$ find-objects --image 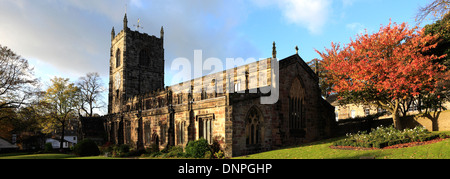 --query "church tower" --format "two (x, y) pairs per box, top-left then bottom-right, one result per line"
(108, 13), (165, 114)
